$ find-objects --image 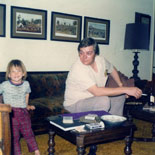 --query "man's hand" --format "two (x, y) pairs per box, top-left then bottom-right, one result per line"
(27, 105), (35, 110)
(125, 87), (142, 99)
